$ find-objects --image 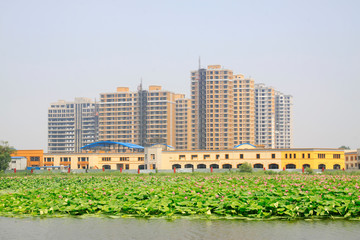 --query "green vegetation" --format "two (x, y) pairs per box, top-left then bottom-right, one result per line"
(339, 146), (351, 150)
(238, 162), (253, 173)
(1, 173), (360, 220)
(0, 141), (15, 172)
